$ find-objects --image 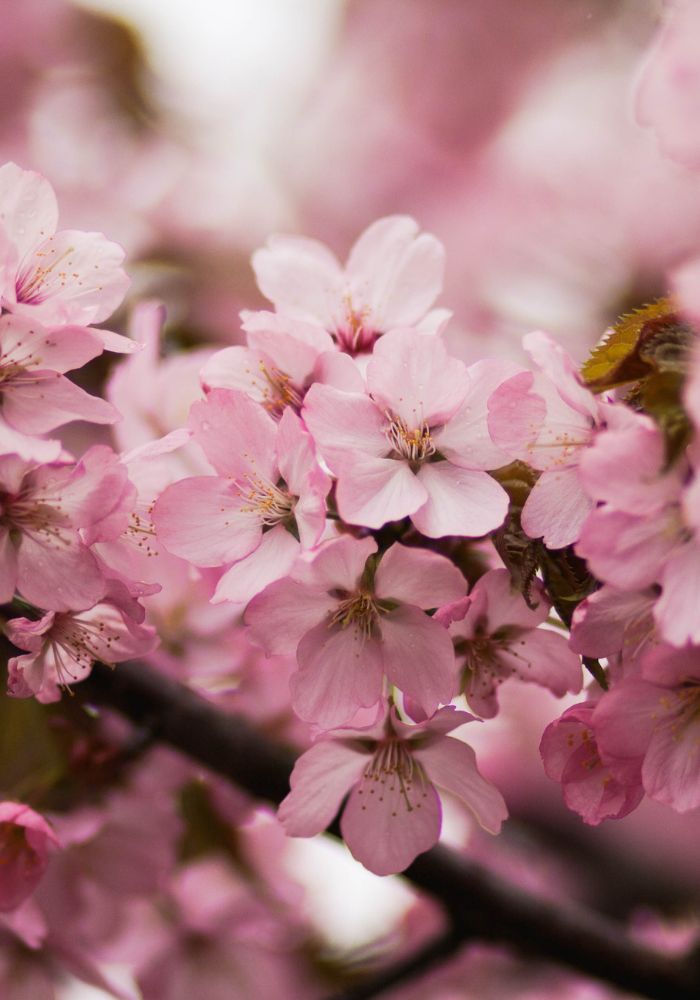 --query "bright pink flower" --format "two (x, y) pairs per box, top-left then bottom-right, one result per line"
(0, 446), (130, 611)
(488, 331), (602, 548)
(0, 803), (59, 911)
(201, 310), (363, 417)
(279, 707), (507, 875)
(540, 703), (644, 826)
(0, 313), (116, 434)
(303, 329), (511, 535)
(0, 162), (130, 326)
(6, 600), (158, 702)
(635, 0), (700, 170)
(152, 388), (330, 605)
(252, 215), (449, 355)
(245, 535), (465, 728)
(436, 568), (581, 718)
(593, 643), (700, 813)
